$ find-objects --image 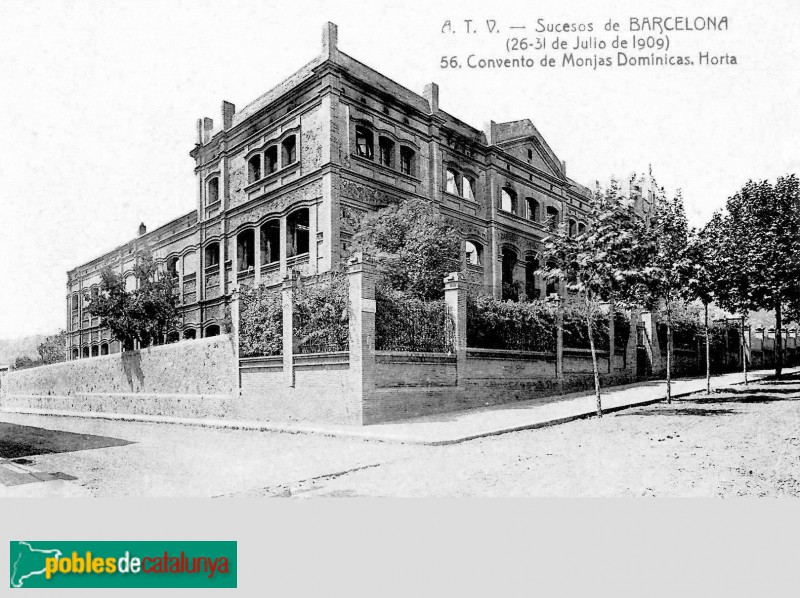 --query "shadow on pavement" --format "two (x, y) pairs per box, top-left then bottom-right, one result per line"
(0, 423), (133, 459)
(618, 407), (737, 417)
